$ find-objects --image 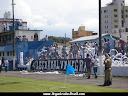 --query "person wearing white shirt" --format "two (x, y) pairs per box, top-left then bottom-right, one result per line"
(4, 59), (9, 72)
(115, 38), (119, 52)
(0, 60), (2, 73)
(92, 56), (98, 78)
(77, 50), (81, 59)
